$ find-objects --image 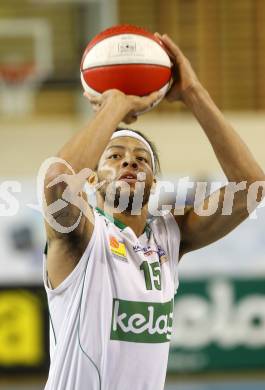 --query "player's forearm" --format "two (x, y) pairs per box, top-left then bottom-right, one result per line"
(57, 96), (129, 173)
(183, 84), (265, 183)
